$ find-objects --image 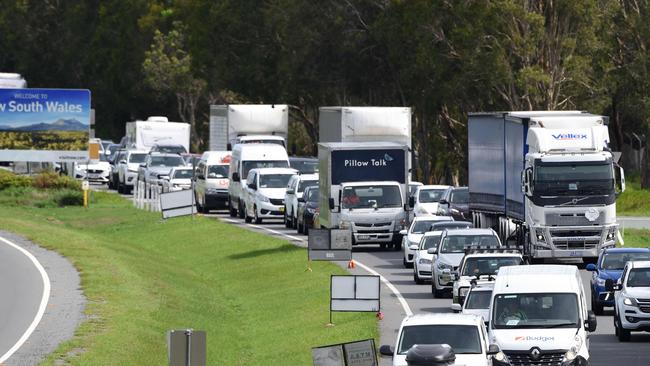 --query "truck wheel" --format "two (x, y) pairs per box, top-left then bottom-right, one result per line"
(229, 198), (237, 217)
(238, 200), (245, 219)
(591, 294), (604, 315)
